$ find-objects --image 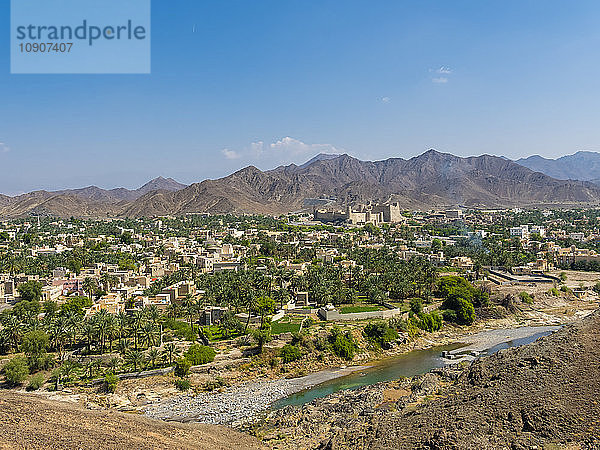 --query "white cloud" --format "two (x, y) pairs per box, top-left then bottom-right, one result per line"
(0, 142), (9, 153)
(221, 137), (345, 166)
(429, 66), (453, 83)
(222, 148), (241, 160)
(269, 137), (342, 156)
(381, 96), (391, 103)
